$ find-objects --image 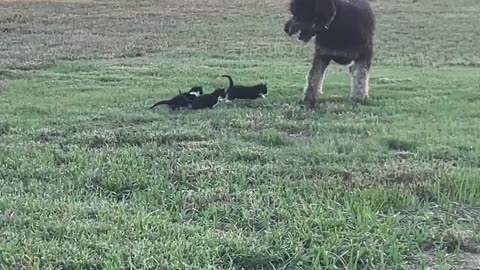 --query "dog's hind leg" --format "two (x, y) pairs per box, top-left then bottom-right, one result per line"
(304, 51), (330, 108)
(349, 59), (371, 101)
